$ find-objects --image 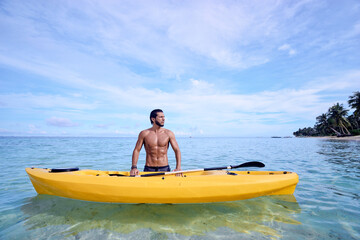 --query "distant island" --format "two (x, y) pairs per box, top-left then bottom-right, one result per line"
(293, 91), (360, 137)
